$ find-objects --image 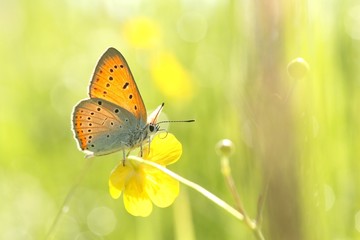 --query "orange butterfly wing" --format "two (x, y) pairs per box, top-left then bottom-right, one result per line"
(89, 47), (147, 122)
